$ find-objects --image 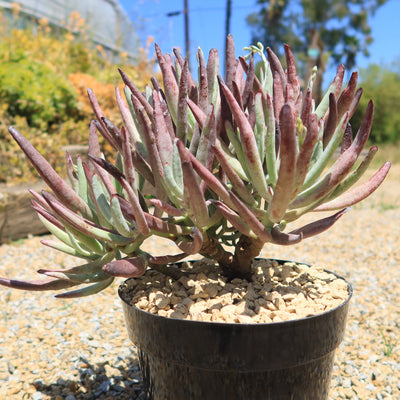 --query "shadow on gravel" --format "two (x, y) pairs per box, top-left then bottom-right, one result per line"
(32, 356), (145, 400)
